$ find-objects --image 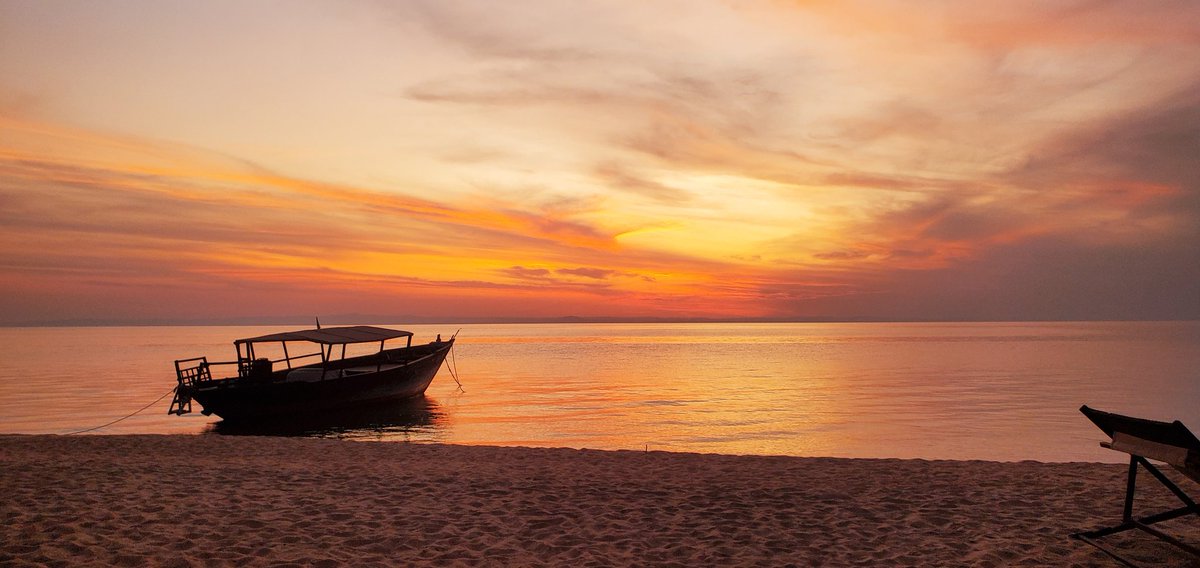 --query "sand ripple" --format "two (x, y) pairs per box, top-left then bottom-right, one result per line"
(2, 435), (1199, 566)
